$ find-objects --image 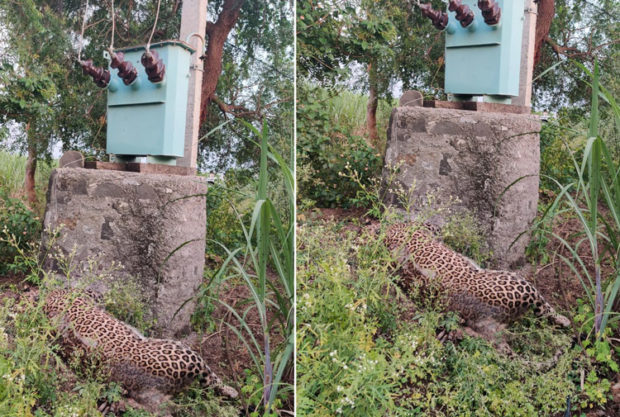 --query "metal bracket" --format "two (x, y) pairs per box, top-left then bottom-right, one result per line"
(185, 32), (206, 54)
